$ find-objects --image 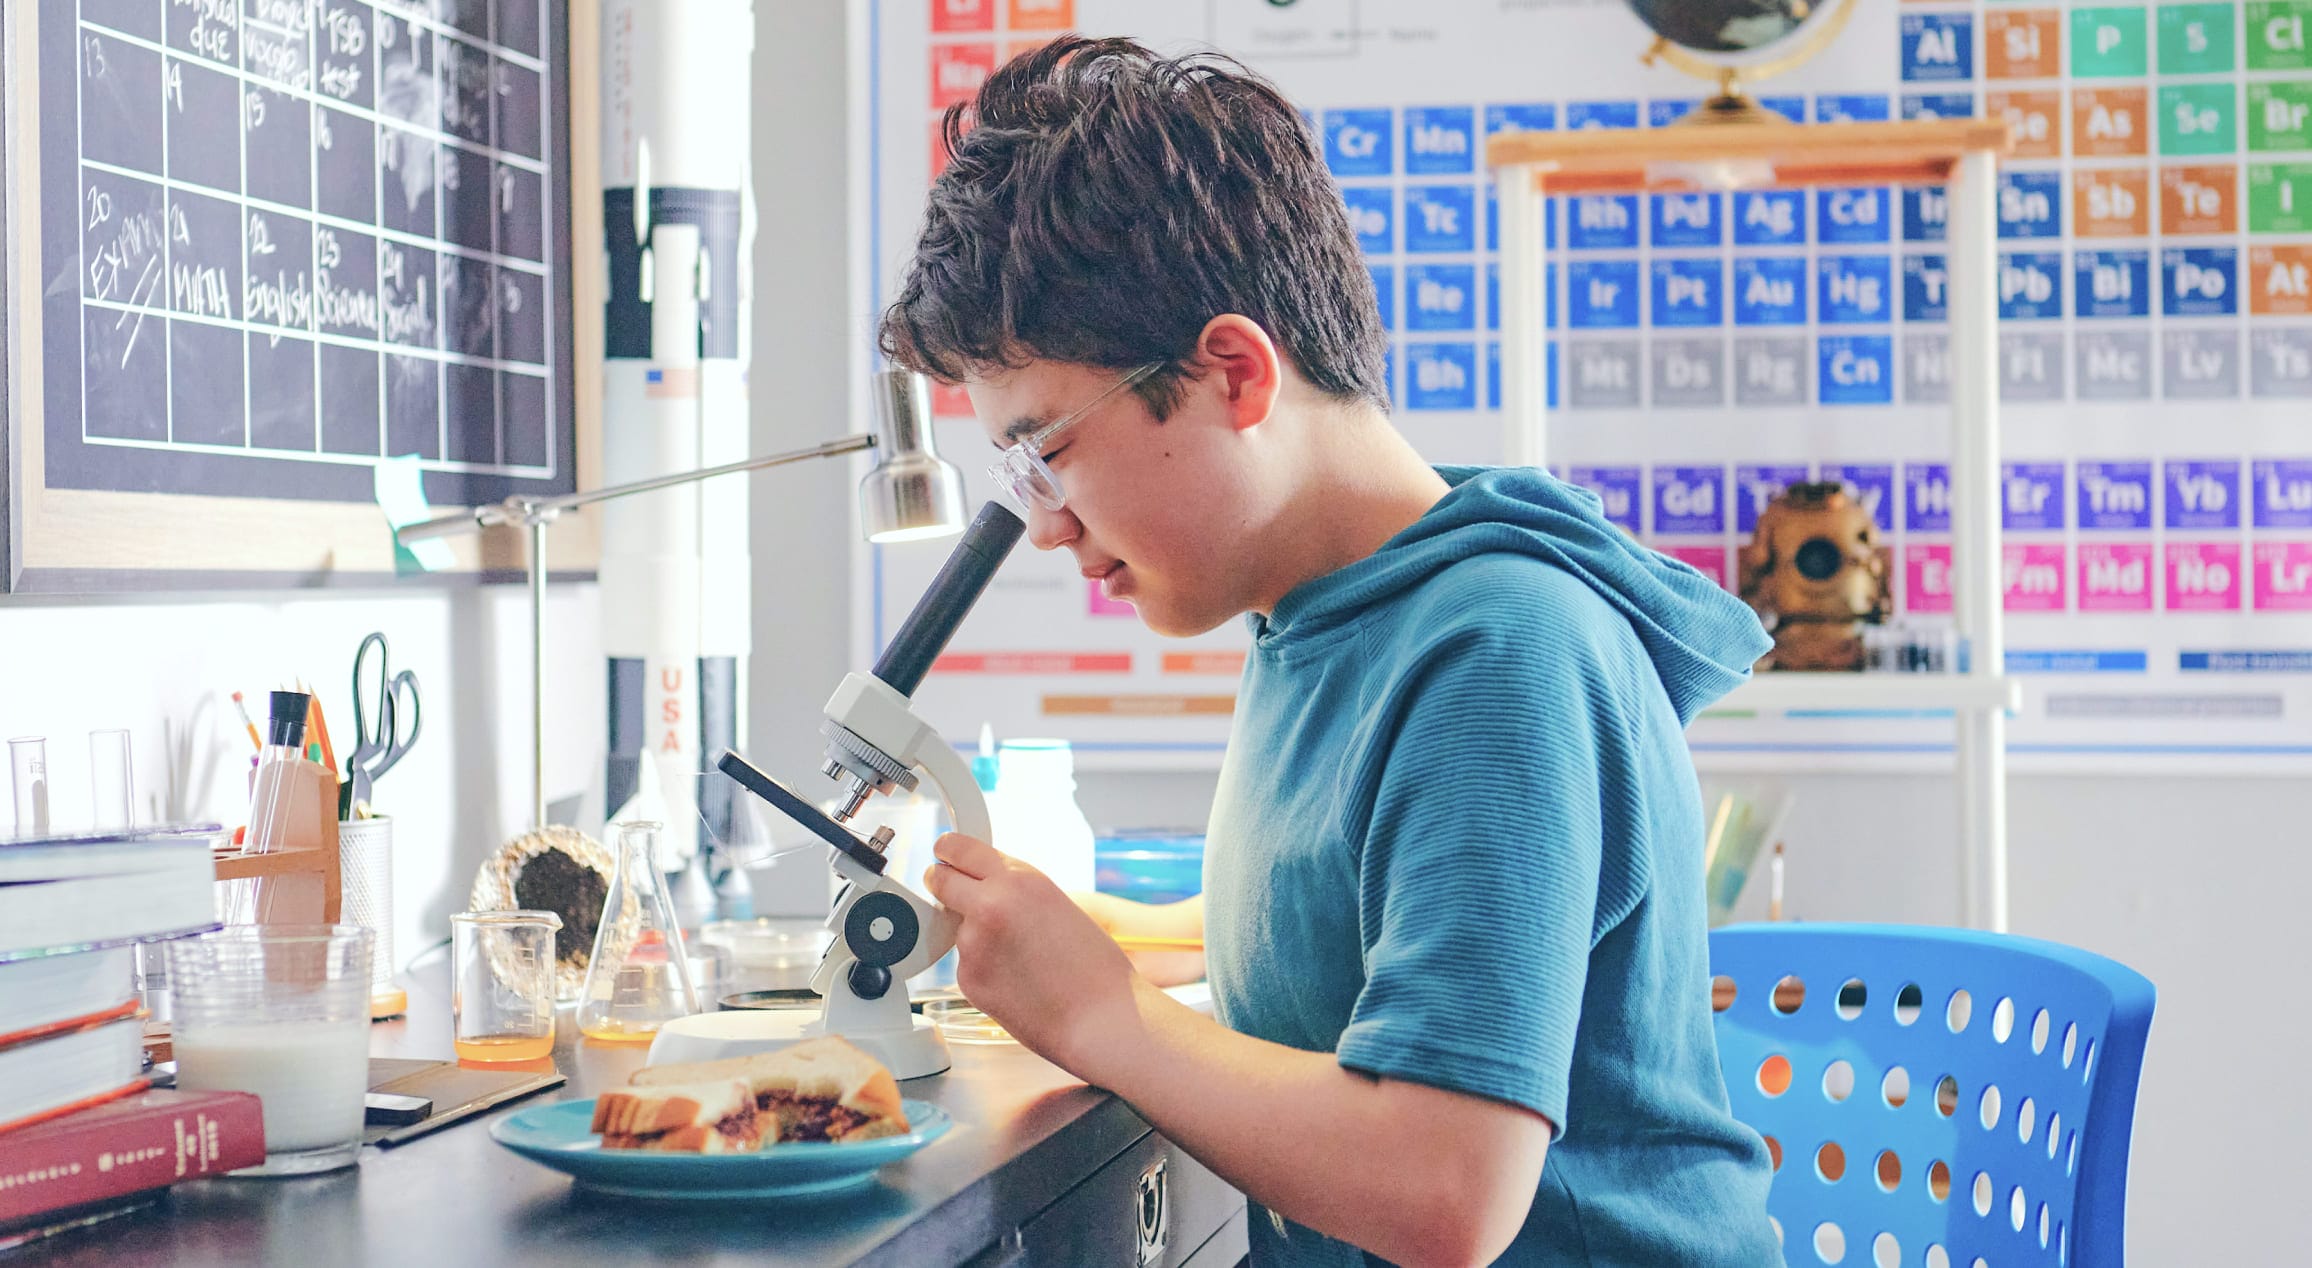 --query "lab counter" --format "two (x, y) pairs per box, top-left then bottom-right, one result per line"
(46, 958), (1249, 1268)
